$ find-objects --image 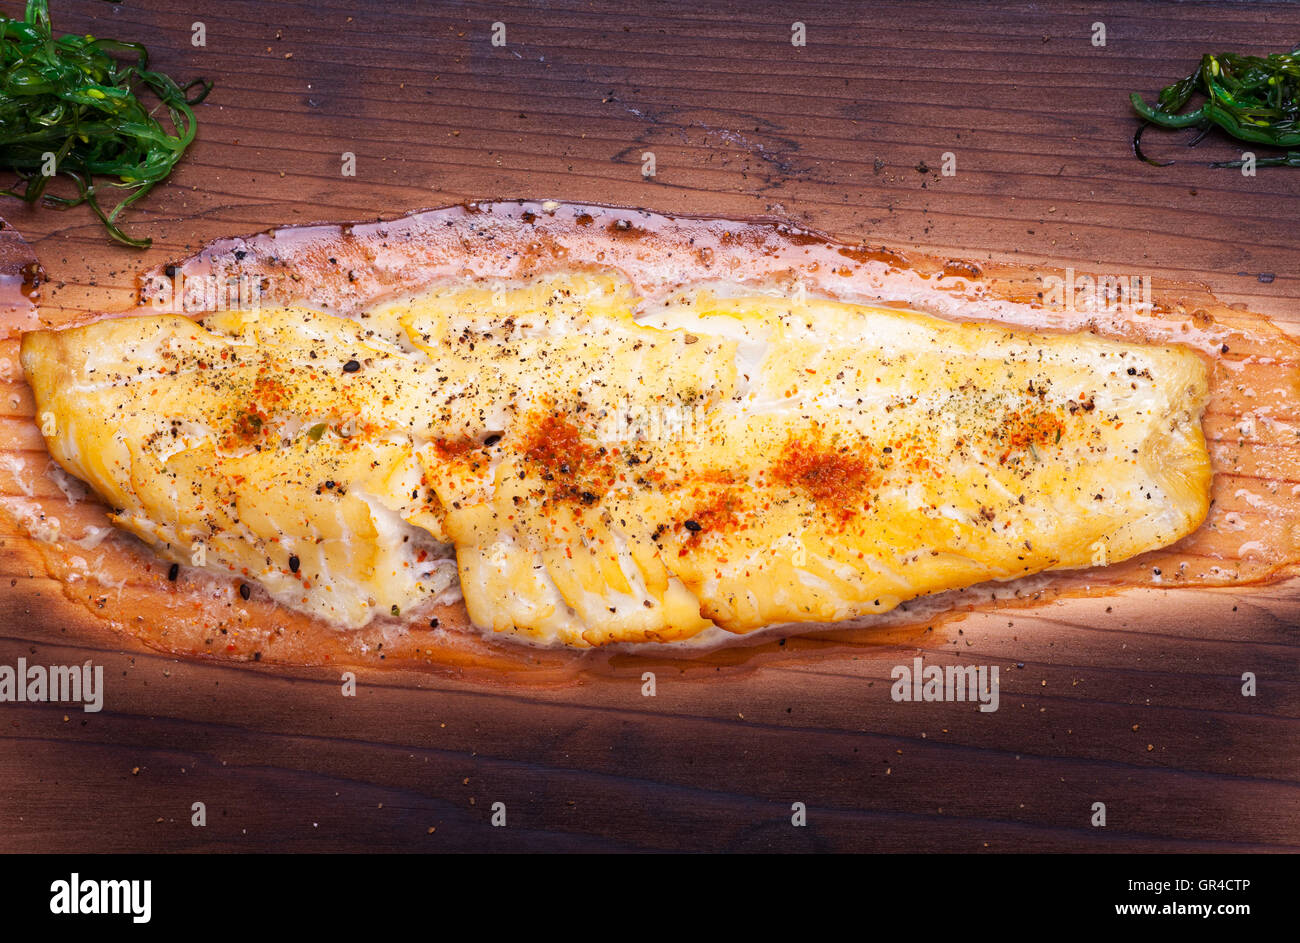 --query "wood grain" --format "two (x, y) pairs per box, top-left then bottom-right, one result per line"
(0, 0), (1297, 852)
